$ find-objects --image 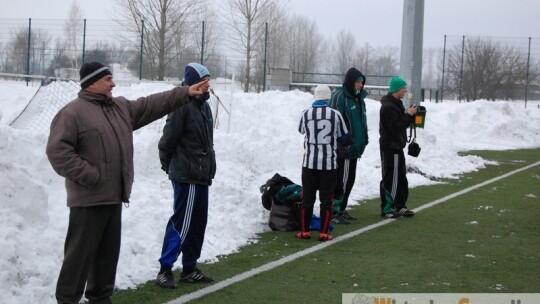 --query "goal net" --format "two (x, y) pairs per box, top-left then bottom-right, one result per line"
(9, 78), (80, 132)
(9, 78), (231, 134)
